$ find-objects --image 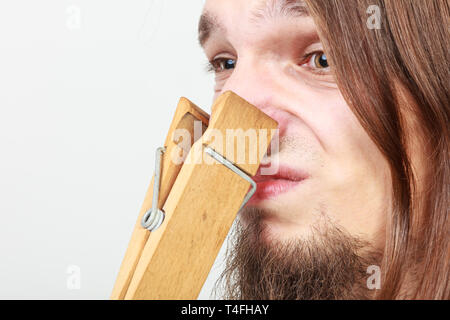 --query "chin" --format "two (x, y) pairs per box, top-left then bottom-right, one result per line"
(238, 203), (317, 245)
